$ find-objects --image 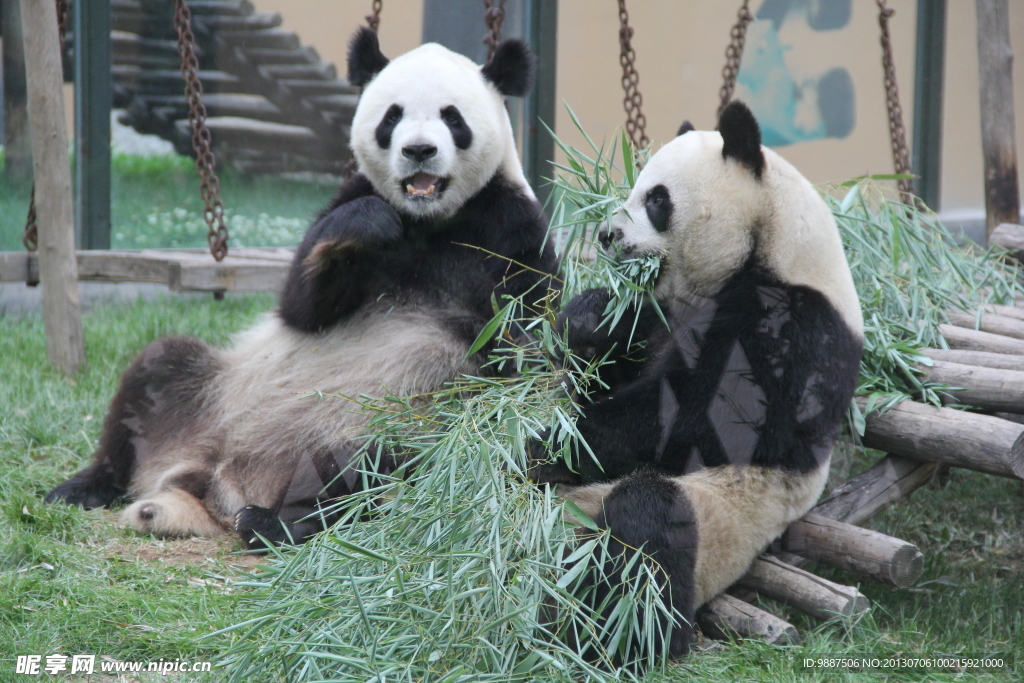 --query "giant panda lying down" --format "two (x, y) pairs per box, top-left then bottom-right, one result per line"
(533, 102), (864, 658)
(45, 29), (557, 548)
